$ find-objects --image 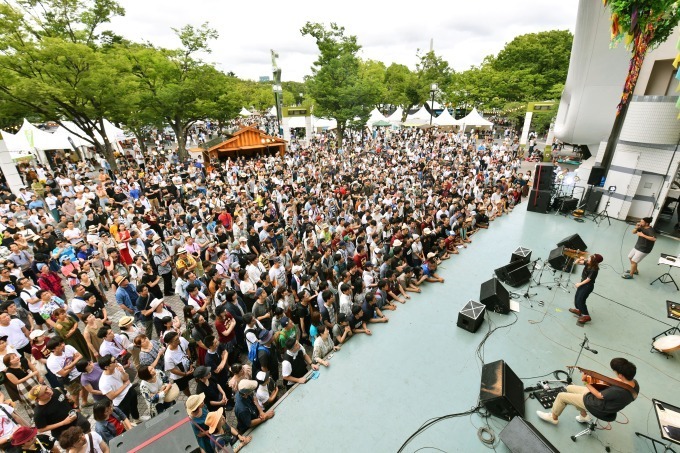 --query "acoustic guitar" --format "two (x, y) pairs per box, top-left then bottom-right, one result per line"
(567, 366), (638, 399)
